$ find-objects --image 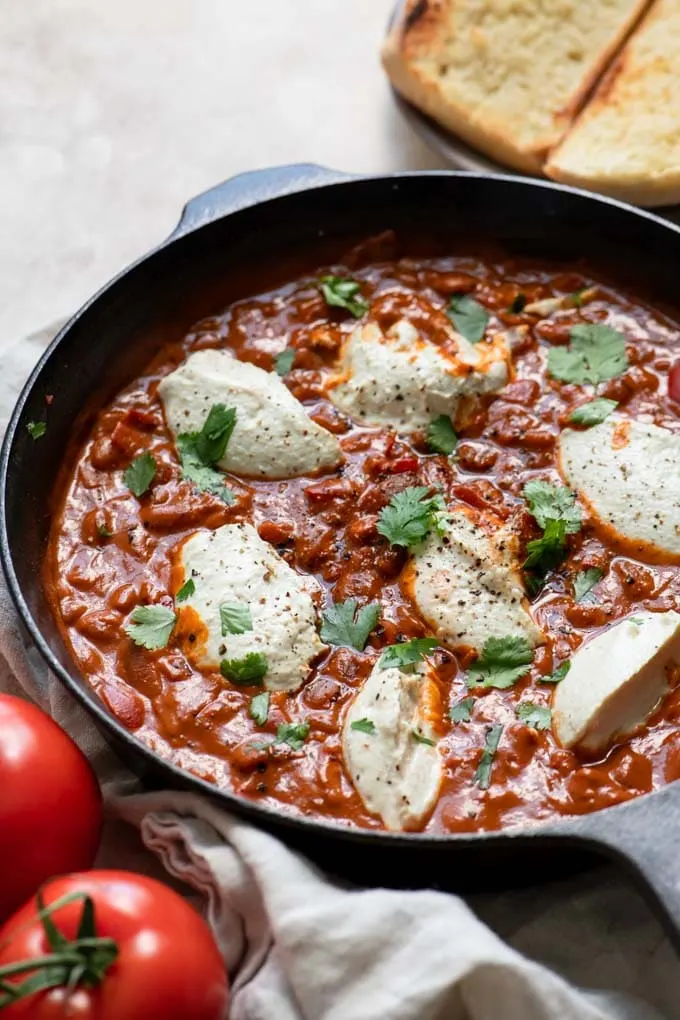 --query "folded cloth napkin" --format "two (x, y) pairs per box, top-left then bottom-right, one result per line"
(0, 325), (676, 1020)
